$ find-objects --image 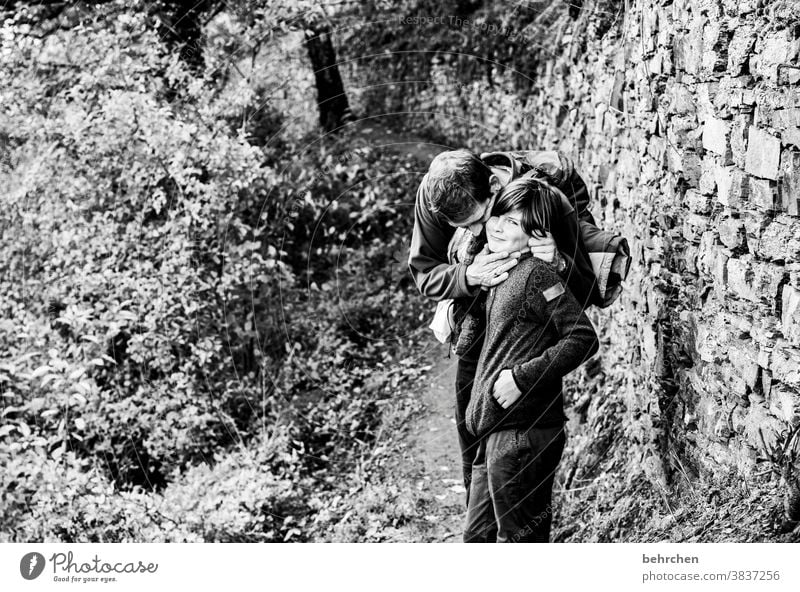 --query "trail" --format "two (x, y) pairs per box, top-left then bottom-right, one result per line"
(392, 343), (466, 542)
(352, 122), (467, 541)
